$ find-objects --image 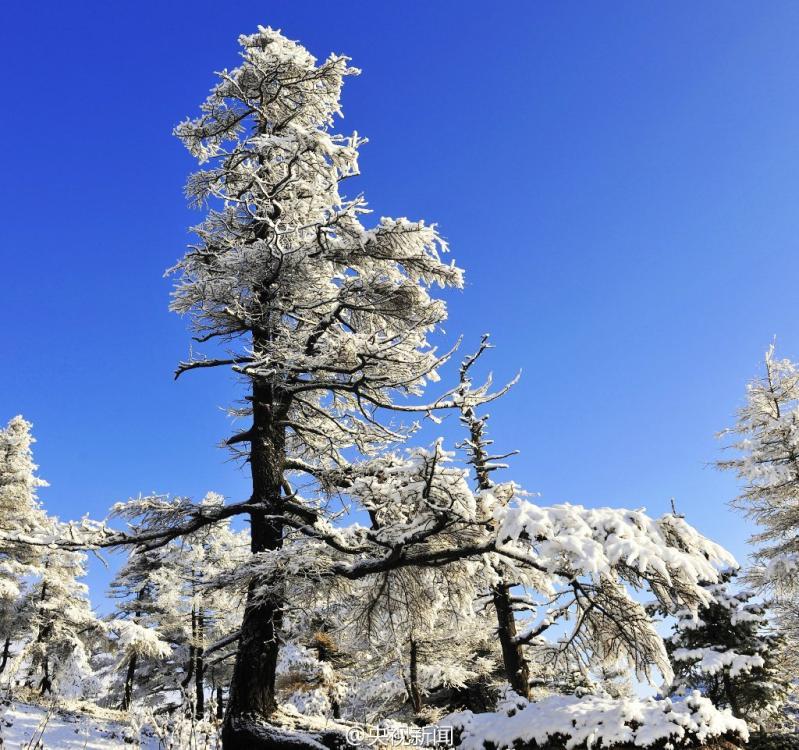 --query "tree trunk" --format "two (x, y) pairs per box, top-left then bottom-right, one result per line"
(222, 381), (287, 748)
(38, 657), (52, 695)
(314, 627), (341, 719)
(0, 638), (12, 674)
(195, 610), (205, 720)
(28, 590), (52, 691)
(121, 652), (137, 711)
(216, 685), (225, 721)
(121, 597), (143, 711)
(493, 583), (530, 697)
(181, 608), (195, 693)
(409, 639), (423, 715)
(460, 403), (533, 699)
